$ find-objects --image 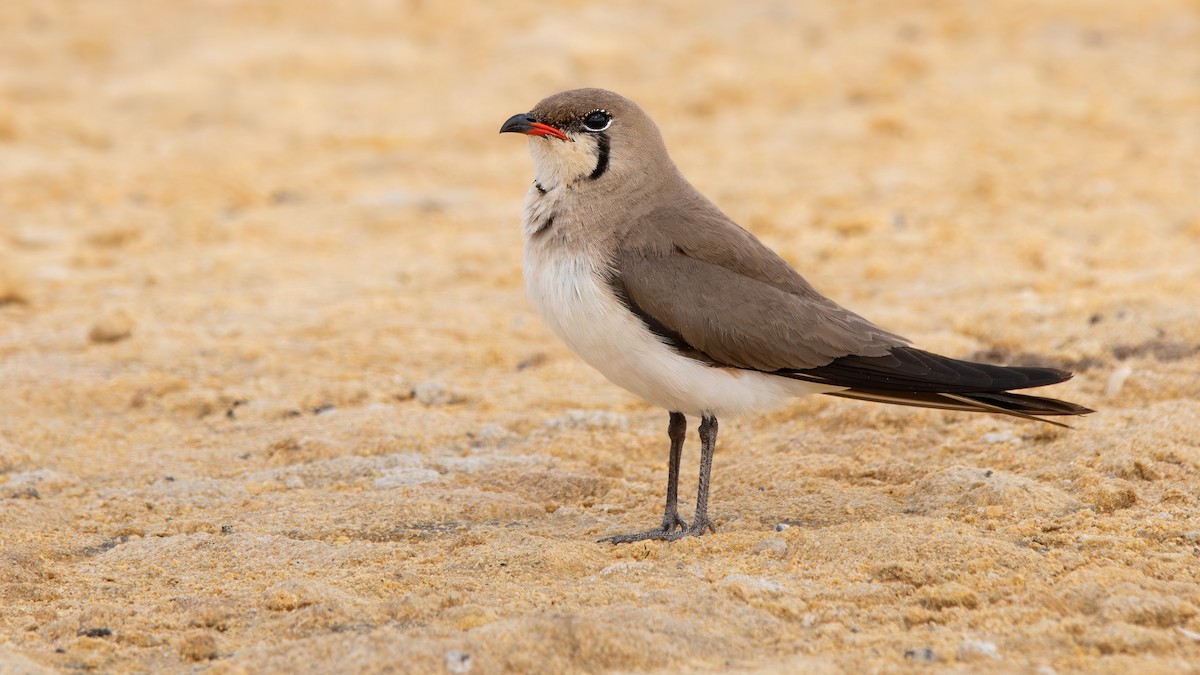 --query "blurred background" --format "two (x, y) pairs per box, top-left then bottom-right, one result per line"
(2, 0), (1199, 671)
